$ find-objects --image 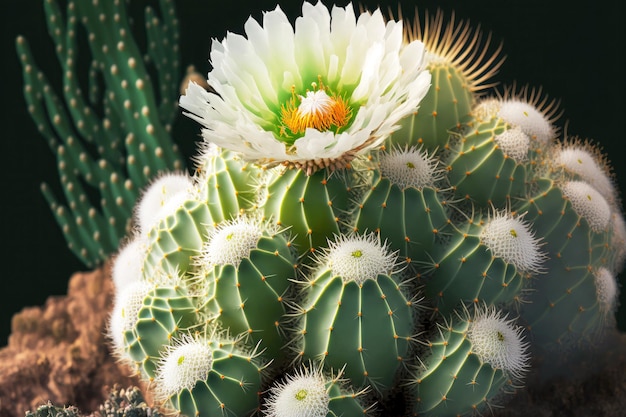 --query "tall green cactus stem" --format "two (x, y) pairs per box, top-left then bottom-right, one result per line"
(16, 0), (184, 266)
(204, 233), (297, 364)
(299, 269), (415, 392)
(263, 168), (353, 256)
(389, 10), (504, 152)
(516, 179), (614, 353)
